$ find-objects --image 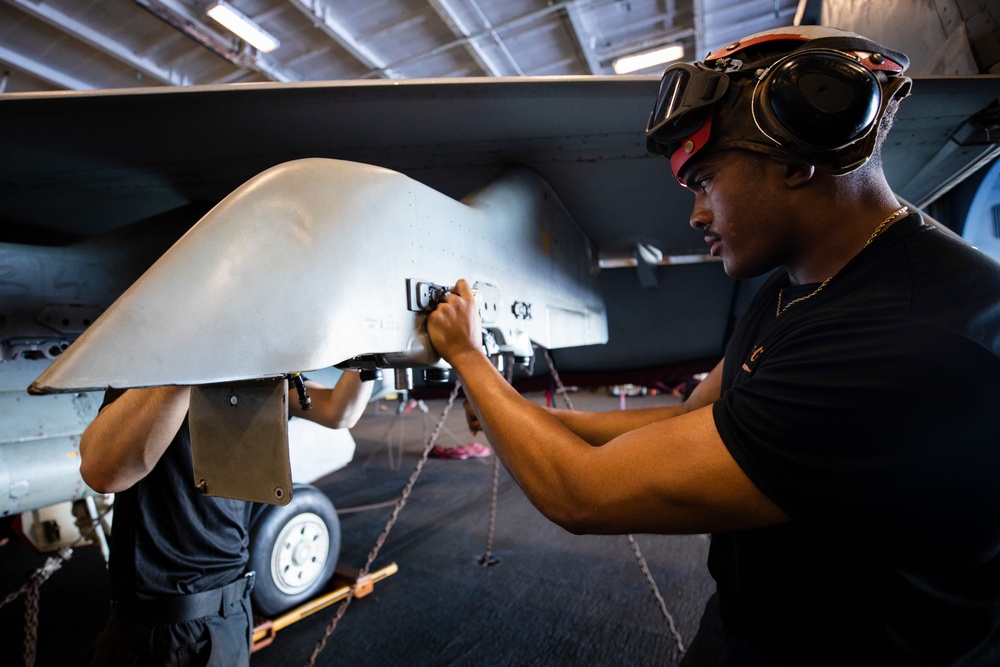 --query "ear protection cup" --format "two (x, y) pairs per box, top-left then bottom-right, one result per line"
(752, 49), (881, 152)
